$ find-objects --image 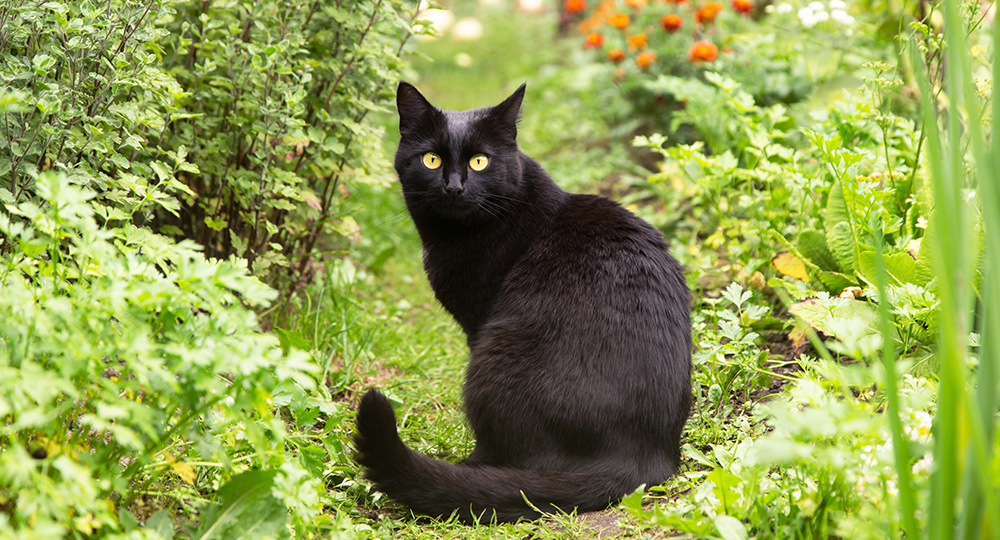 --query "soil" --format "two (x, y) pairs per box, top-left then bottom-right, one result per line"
(556, 506), (678, 539)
